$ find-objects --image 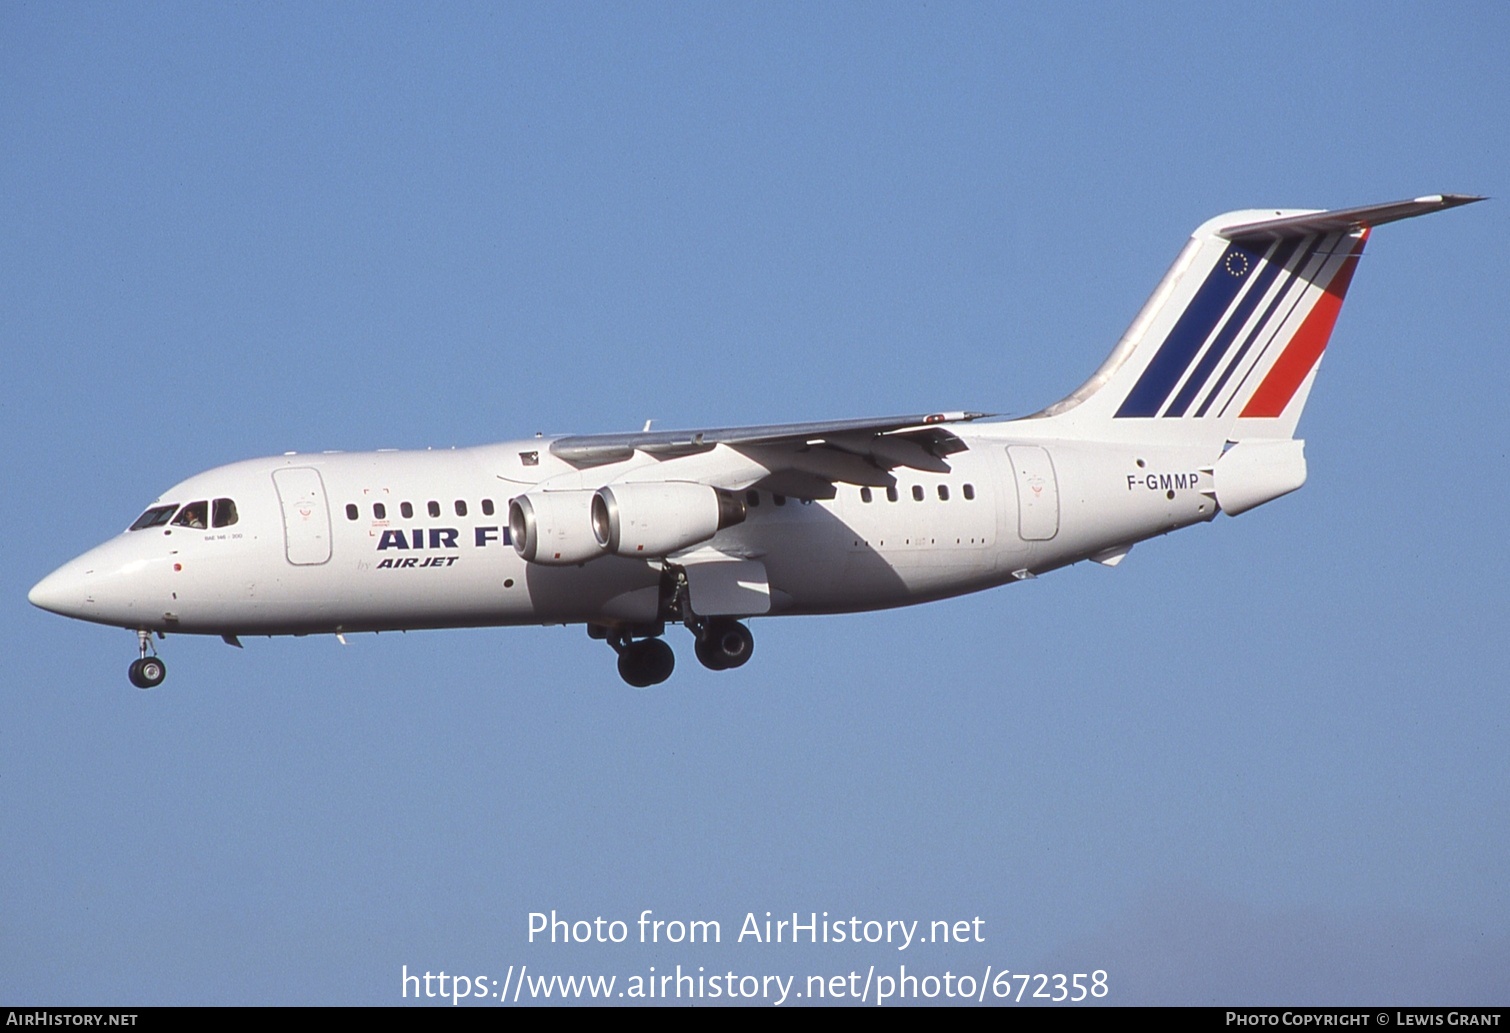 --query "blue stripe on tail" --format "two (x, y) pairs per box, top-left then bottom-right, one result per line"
(1114, 240), (1266, 418)
(1164, 238), (1300, 416)
(1193, 236), (1322, 418)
